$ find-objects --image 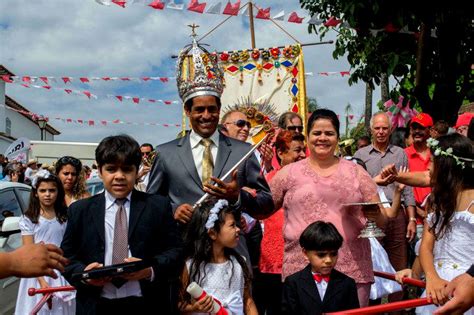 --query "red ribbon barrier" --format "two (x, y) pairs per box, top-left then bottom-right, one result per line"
(327, 297), (432, 314)
(29, 293), (52, 315)
(374, 270), (426, 288)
